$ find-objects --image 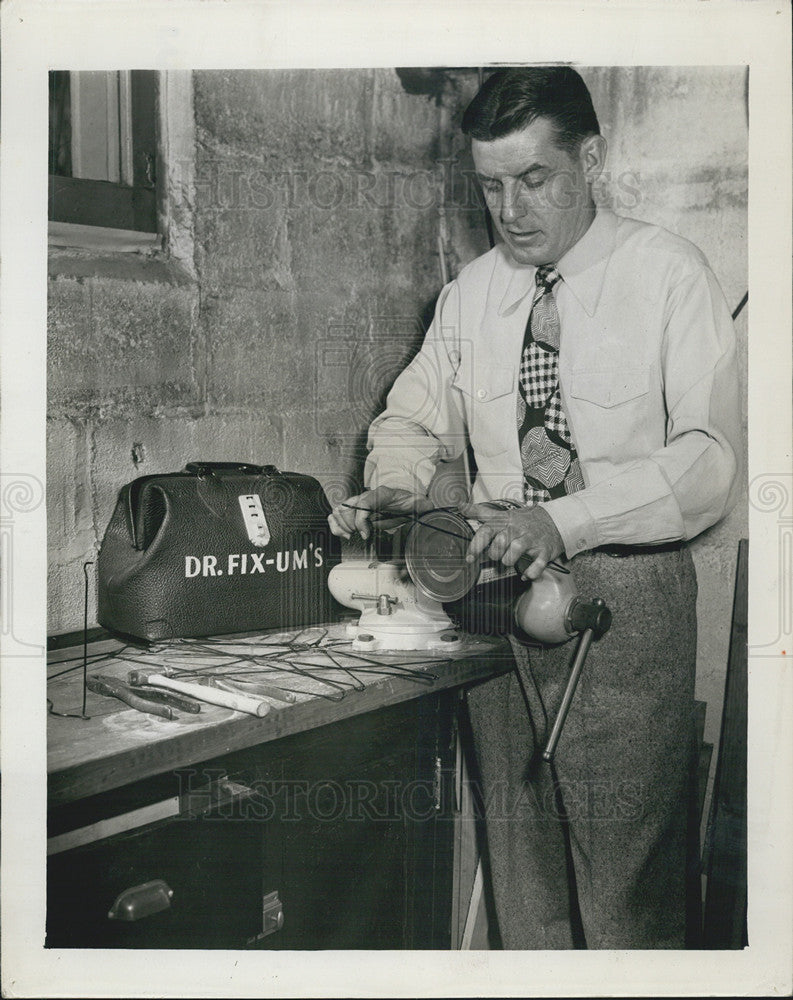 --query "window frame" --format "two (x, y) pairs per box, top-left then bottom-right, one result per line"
(48, 71), (159, 237)
(47, 70), (195, 273)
